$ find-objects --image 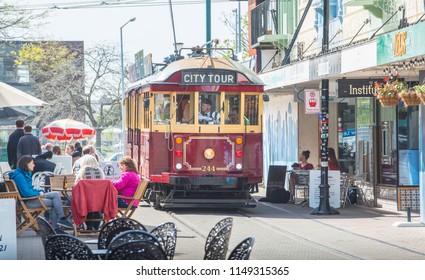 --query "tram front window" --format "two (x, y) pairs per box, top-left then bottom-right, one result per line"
(225, 93), (241, 124)
(199, 92), (220, 125)
(176, 93), (194, 124)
